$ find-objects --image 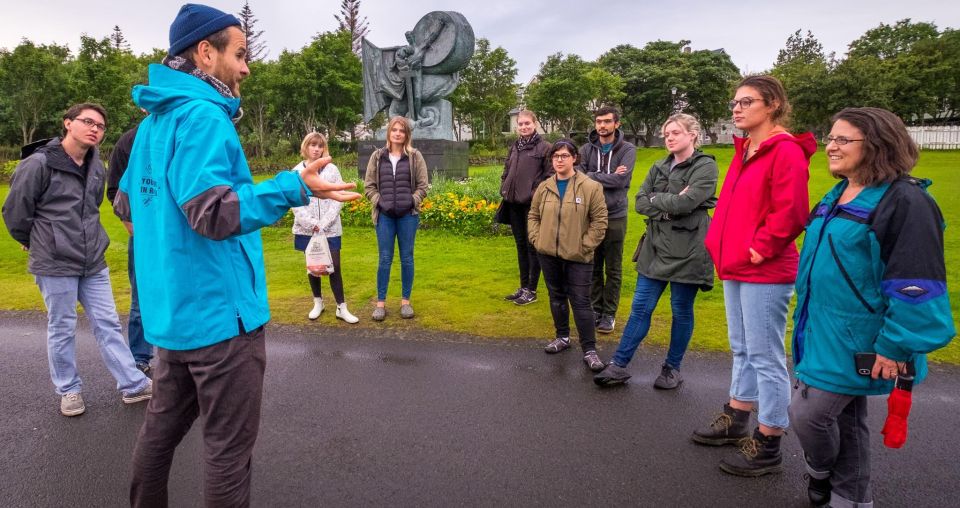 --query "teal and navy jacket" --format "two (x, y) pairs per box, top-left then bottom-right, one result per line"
(114, 64), (311, 350)
(793, 177), (955, 395)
